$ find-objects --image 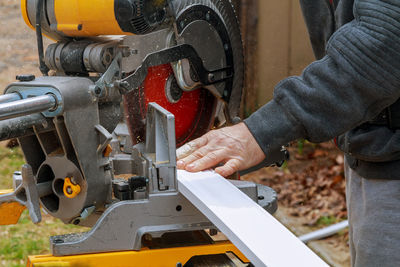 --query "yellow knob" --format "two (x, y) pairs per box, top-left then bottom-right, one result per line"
(63, 177), (81, 199)
(103, 144), (113, 157)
